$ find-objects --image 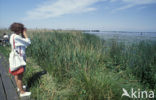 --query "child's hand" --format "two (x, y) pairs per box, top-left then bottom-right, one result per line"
(23, 27), (27, 33)
(22, 27), (28, 38)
